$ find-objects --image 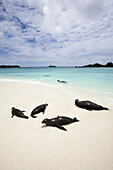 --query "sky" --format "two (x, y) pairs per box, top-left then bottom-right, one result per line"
(0, 0), (113, 67)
